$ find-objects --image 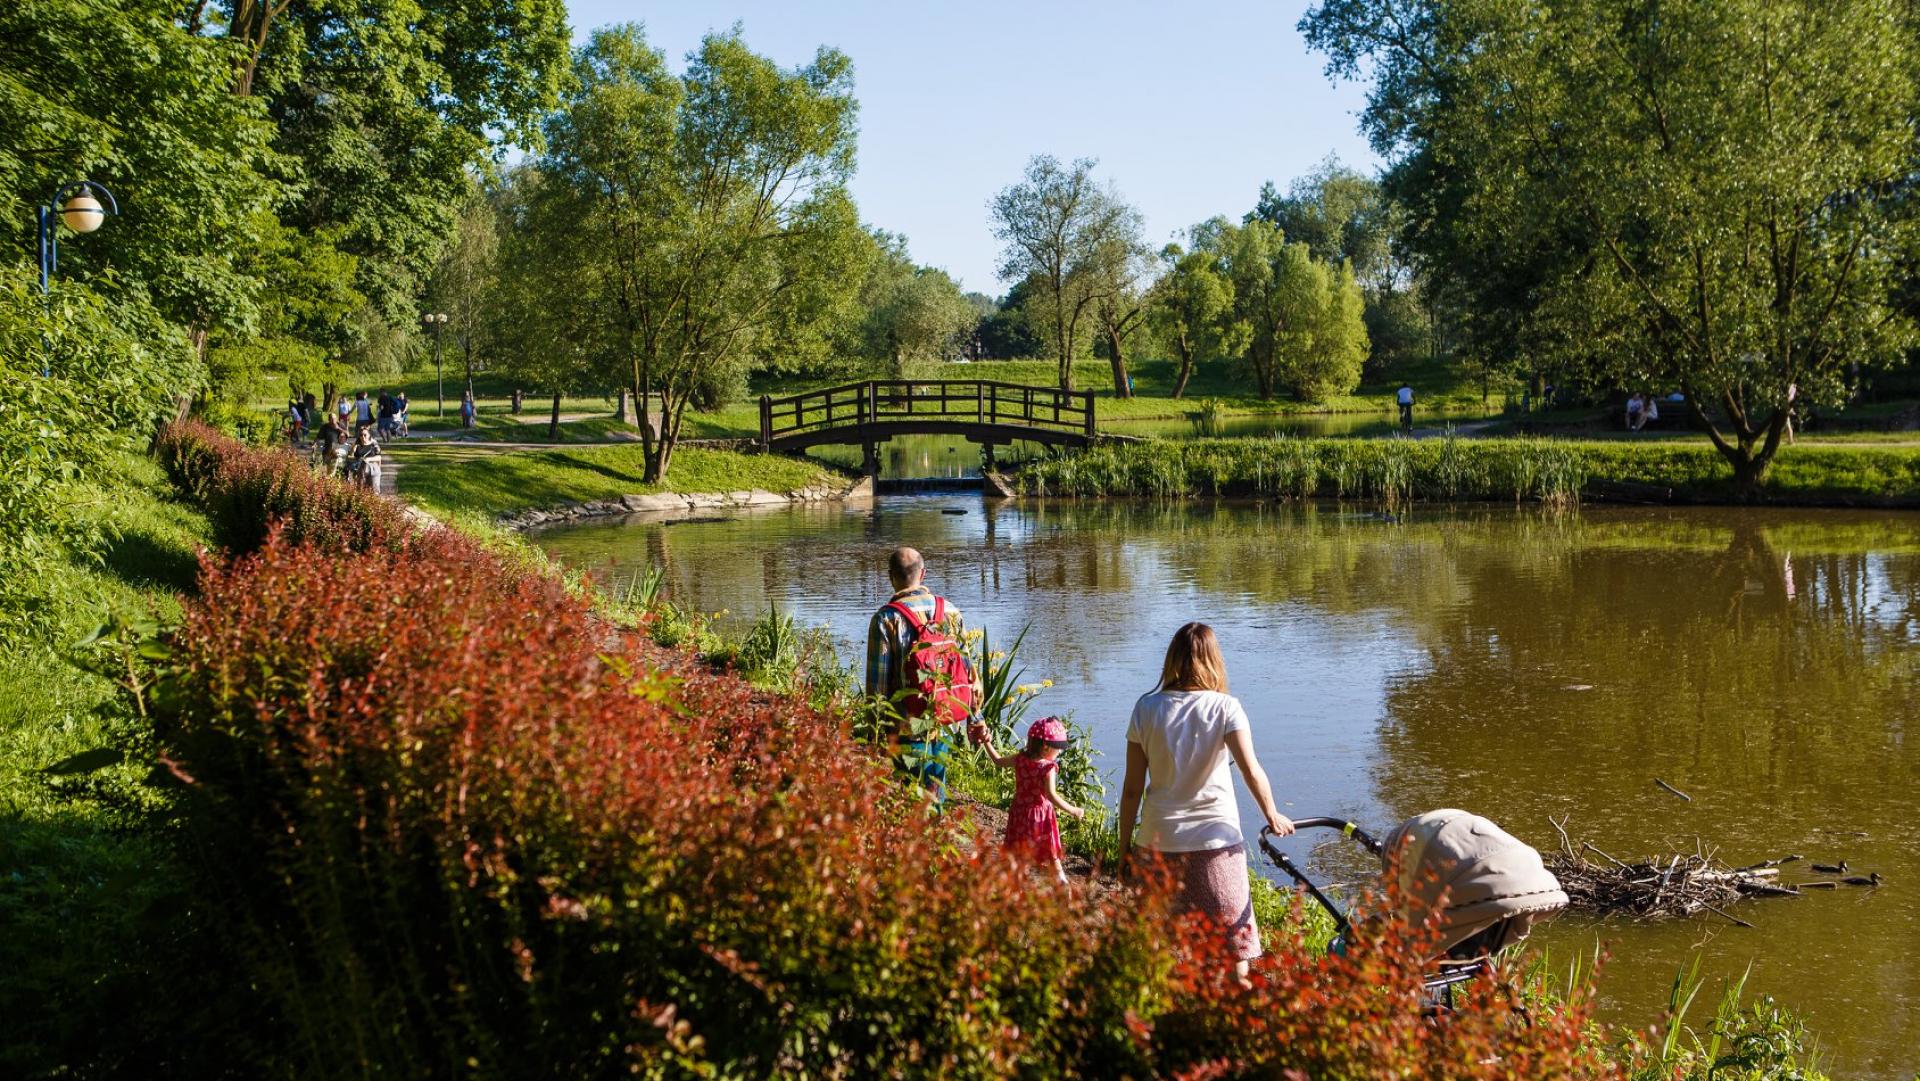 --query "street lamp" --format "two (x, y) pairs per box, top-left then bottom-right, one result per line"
(422, 312), (449, 417)
(38, 180), (119, 294)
